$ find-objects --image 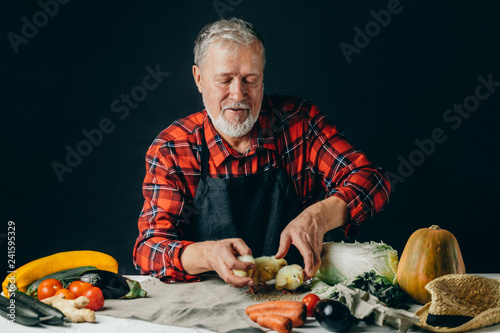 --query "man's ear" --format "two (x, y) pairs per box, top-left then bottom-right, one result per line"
(192, 65), (203, 93)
